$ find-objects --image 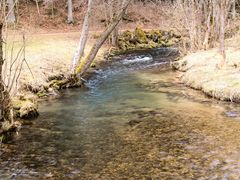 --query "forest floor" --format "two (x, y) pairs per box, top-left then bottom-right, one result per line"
(172, 35), (240, 102)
